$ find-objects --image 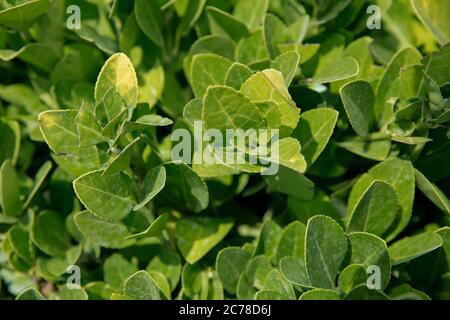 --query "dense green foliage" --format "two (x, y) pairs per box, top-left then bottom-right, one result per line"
(0, 0), (449, 300)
